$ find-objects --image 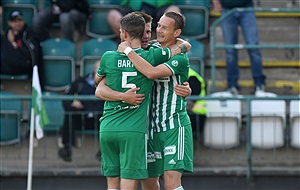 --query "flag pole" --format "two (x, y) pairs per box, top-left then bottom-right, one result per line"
(27, 107), (35, 190)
